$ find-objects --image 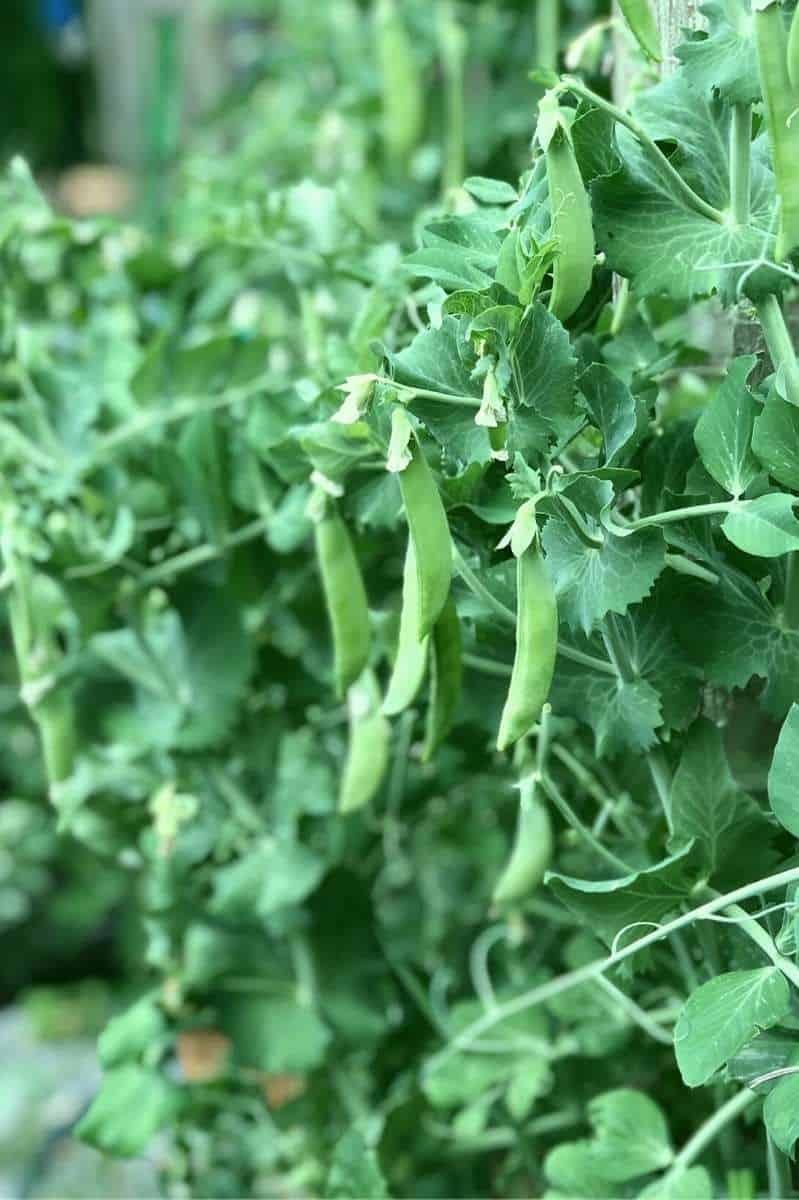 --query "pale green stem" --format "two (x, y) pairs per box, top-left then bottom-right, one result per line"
(539, 773), (633, 874)
(730, 103), (752, 226)
(659, 1090), (756, 1187)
